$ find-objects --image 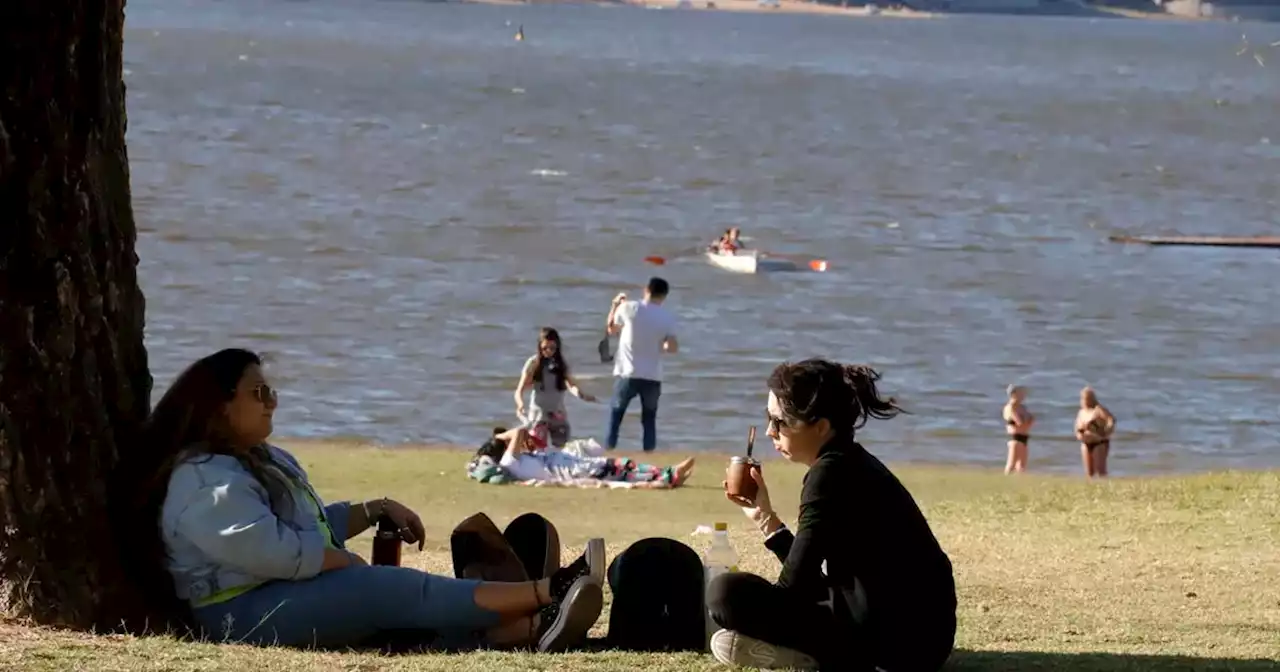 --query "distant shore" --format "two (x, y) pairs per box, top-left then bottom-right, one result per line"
(459, 0), (1217, 22)
(623, 0), (935, 18)
(465, 0), (938, 19)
